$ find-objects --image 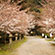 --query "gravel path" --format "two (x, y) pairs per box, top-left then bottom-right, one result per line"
(11, 36), (55, 55)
